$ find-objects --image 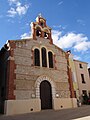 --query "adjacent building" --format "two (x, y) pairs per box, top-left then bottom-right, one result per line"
(67, 51), (90, 104)
(74, 60), (90, 101)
